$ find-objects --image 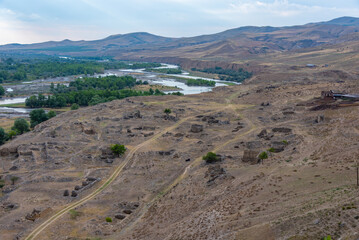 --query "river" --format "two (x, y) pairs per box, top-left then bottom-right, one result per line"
(0, 63), (238, 117)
